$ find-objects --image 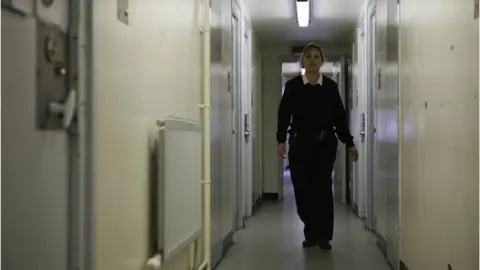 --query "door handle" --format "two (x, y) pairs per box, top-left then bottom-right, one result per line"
(244, 130), (251, 141)
(48, 89), (77, 129)
(359, 130), (365, 142)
